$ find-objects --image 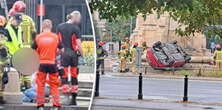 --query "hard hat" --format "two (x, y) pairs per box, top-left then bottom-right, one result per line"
(125, 37), (129, 40)
(13, 1), (26, 12)
(98, 41), (105, 46)
(134, 42), (138, 46)
(216, 44), (221, 49)
(0, 16), (6, 26)
(9, 9), (16, 16)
